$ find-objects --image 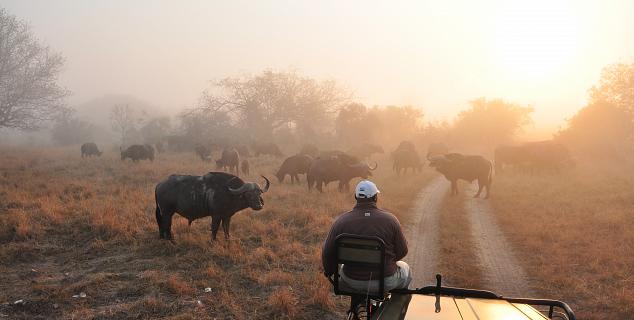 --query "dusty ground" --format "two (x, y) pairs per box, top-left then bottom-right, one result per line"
(463, 184), (532, 297)
(403, 176), (448, 288)
(0, 146), (430, 319)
